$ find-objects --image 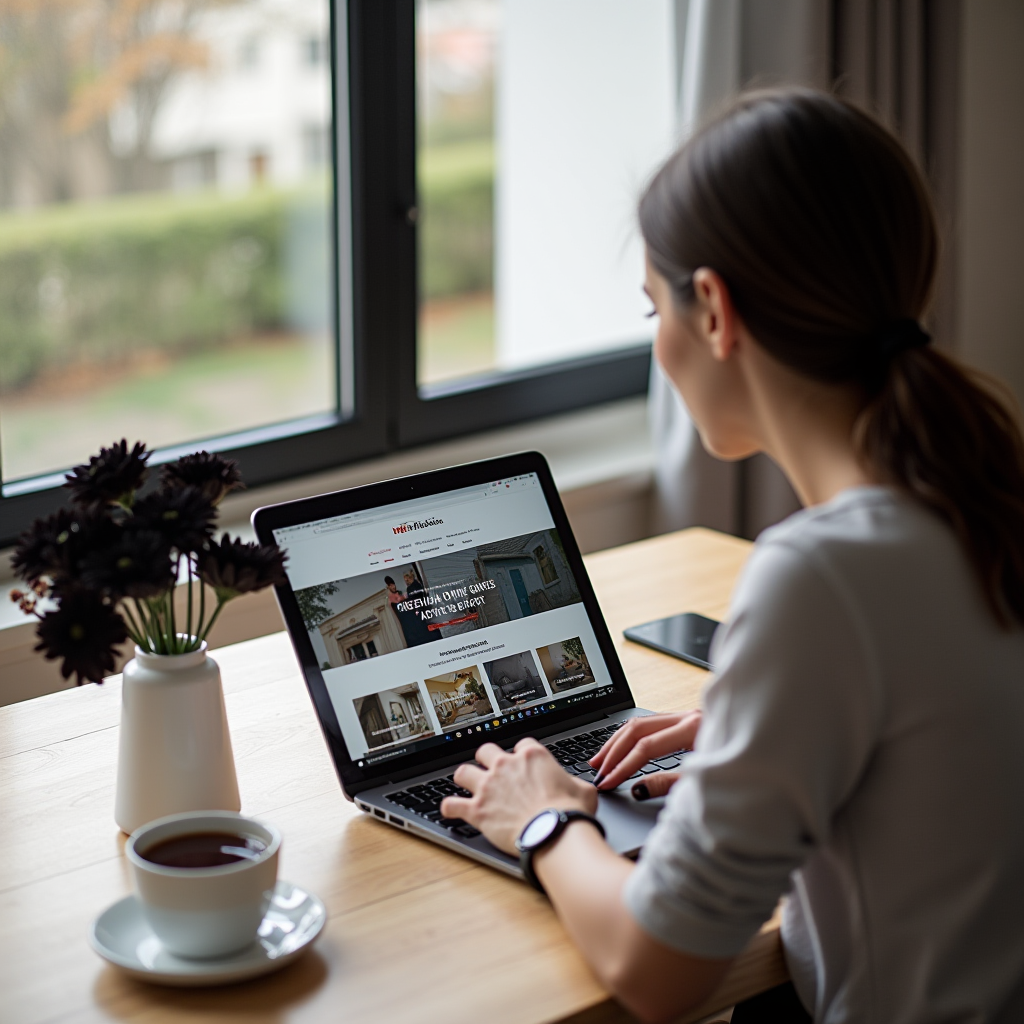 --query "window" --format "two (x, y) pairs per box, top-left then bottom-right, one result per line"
(303, 125), (331, 171)
(304, 35), (328, 67)
(416, 0), (673, 390)
(0, 0), (666, 547)
(239, 35), (262, 70)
